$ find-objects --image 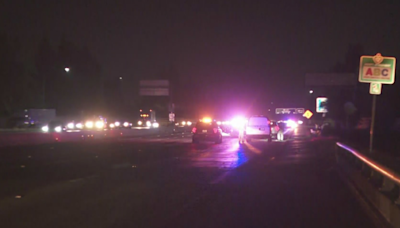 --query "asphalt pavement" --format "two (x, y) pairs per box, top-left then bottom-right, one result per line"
(0, 127), (378, 228)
